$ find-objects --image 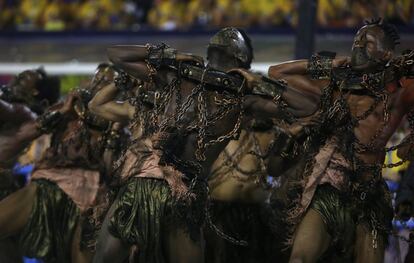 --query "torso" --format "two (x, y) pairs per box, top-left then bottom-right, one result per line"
(208, 129), (276, 203)
(0, 103), (36, 168)
(37, 115), (106, 171)
(332, 78), (414, 181)
(149, 72), (244, 178)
